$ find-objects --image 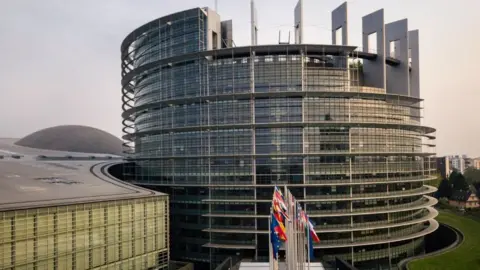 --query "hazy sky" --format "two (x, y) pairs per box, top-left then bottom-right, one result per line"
(1, 0), (479, 156)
